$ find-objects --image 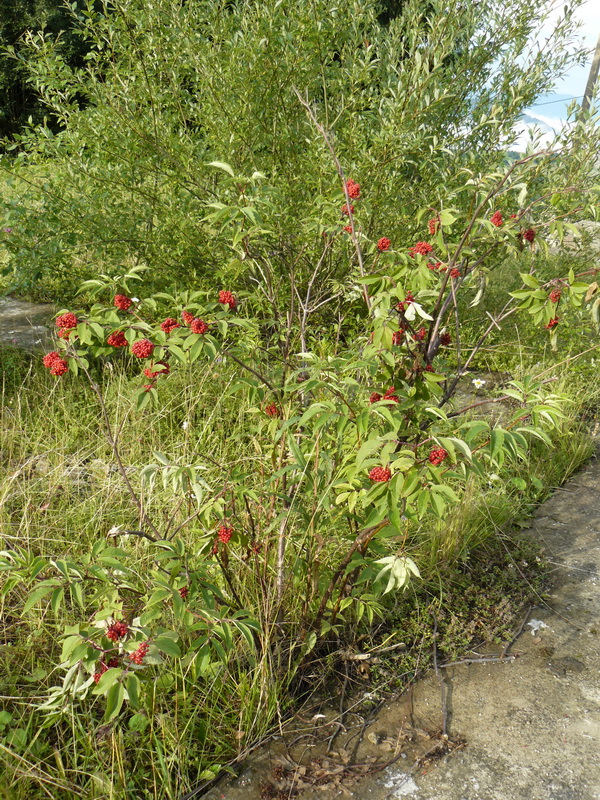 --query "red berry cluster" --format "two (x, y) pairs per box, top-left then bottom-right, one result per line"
(440, 332), (452, 346)
(179, 586), (189, 600)
(57, 328), (72, 340)
(382, 386), (399, 402)
(218, 525), (233, 544)
(343, 225), (353, 234)
(424, 364), (434, 372)
(190, 318), (209, 335)
(409, 241), (433, 257)
(218, 290), (237, 309)
(346, 179), (361, 199)
(428, 261), (444, 271)
(106, 620), (129, 641)
(429, 447), (448, 466)
(369, 392), (382, 403)
(265, 402), (280, 418)
(490, 211), (503, 227)
(161, 317), (180, 334)
(56, 312), (78, 329)
(131, 338), (154, 359)
(42, 351), (69, 376)
(428, 217), (439, 235)
(415, 327), (427, 341)
(182, 310), (195, 325)
(114, 294), (133, 311)
(130, 641), (150, 665)
(545, 317), (560, 330)
(144, 361), (170, 380)
(396, 291), (415, 312)
(450, 267), (460, 279)
(392, 330), (404, 345)
(549, 289), (561, 303)
(107, 330), (128, 348)
(377, 237), (391, 251)
(369, 466), (392, 483)
(522, 228), (536, 243)
(341, 203), (355, 216)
